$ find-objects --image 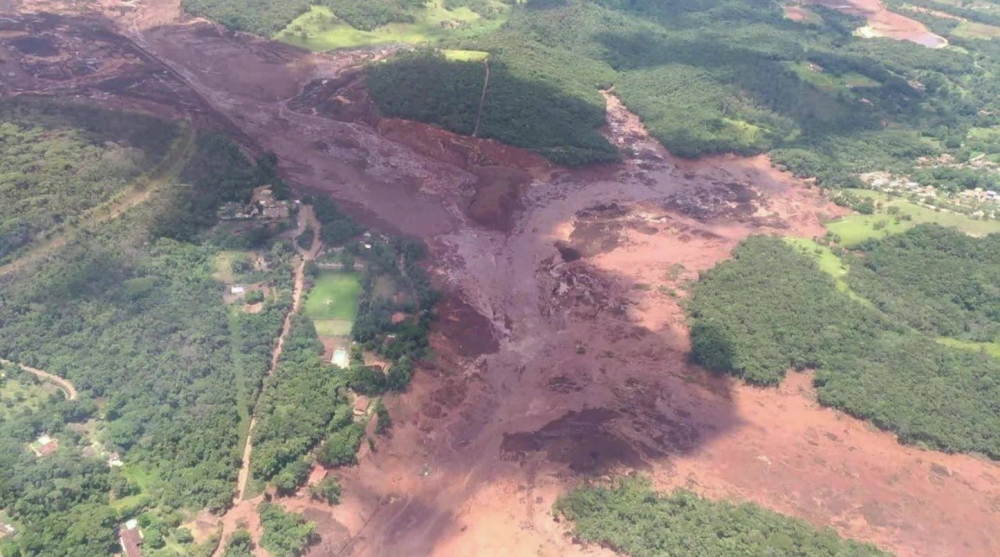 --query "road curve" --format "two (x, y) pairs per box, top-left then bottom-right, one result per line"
(0, 358), (78, 401)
